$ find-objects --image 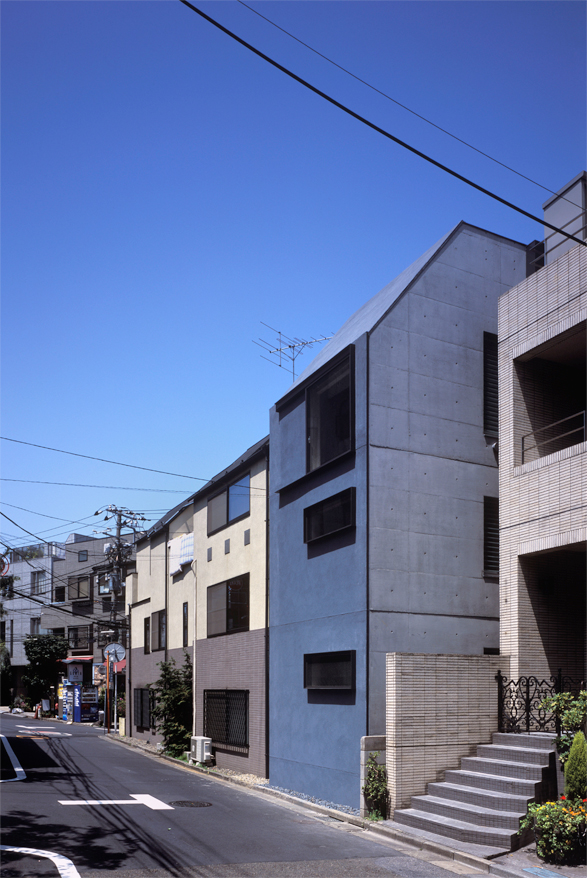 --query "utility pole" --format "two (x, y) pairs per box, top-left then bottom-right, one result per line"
(94, 506), (146, 732)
